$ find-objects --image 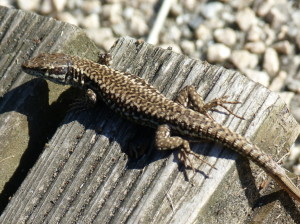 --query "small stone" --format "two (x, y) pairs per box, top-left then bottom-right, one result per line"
(17, 0), (40, 11)
(277, 25), (288, 40)
(207, 44), (231, 63)
(85, 28), (114, 49)
(201, 2), (224, 19)
(236, 8), (257, 31)
(101, 3), (122, 24)
(183, 0), (197, 11)
(262, 25), (276, 45)
(40, 0), (52, 14)
(57, 12), (79, 26)
(221, 11), (235, 24)
(180, 40), (195, 55)
(53, 0), (67, 11)
(245, 42), (266, 54)
(244, 69), (270, 87)
(290, 95), (300, 122)
(130, 13), (149, 36)
(247, 25), (264, 42)
(102, 38), (117, 52)
(123, 7), (134, 20)
(278, 91), (294, 107)
(231, 50), (259, 71)
(195, 24), (212, 41)
(0, 0), (12, 7)
(81, 0), (101, 14)
(205, 18), (225, 29)
(273, 40), (293, 55)
(255, 0), (274, 17)
(213, 28), (236, 46)
(269, 71), (287, 92)
(263, 48), (279, 77)
(266, 7), (287, 28)
(229, 0), (253, 9)
(168, 26), (182, 42)
(80, 14), (100, 29)
(169, 3), (183, 17)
